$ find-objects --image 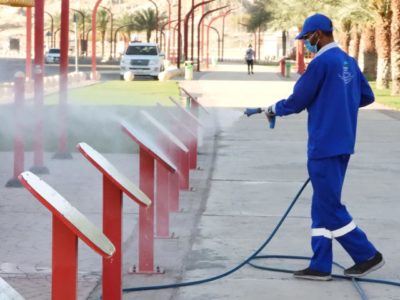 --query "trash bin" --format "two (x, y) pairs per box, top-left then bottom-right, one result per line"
(285, 60), (292, 78)
(185, 61), (193, 80)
